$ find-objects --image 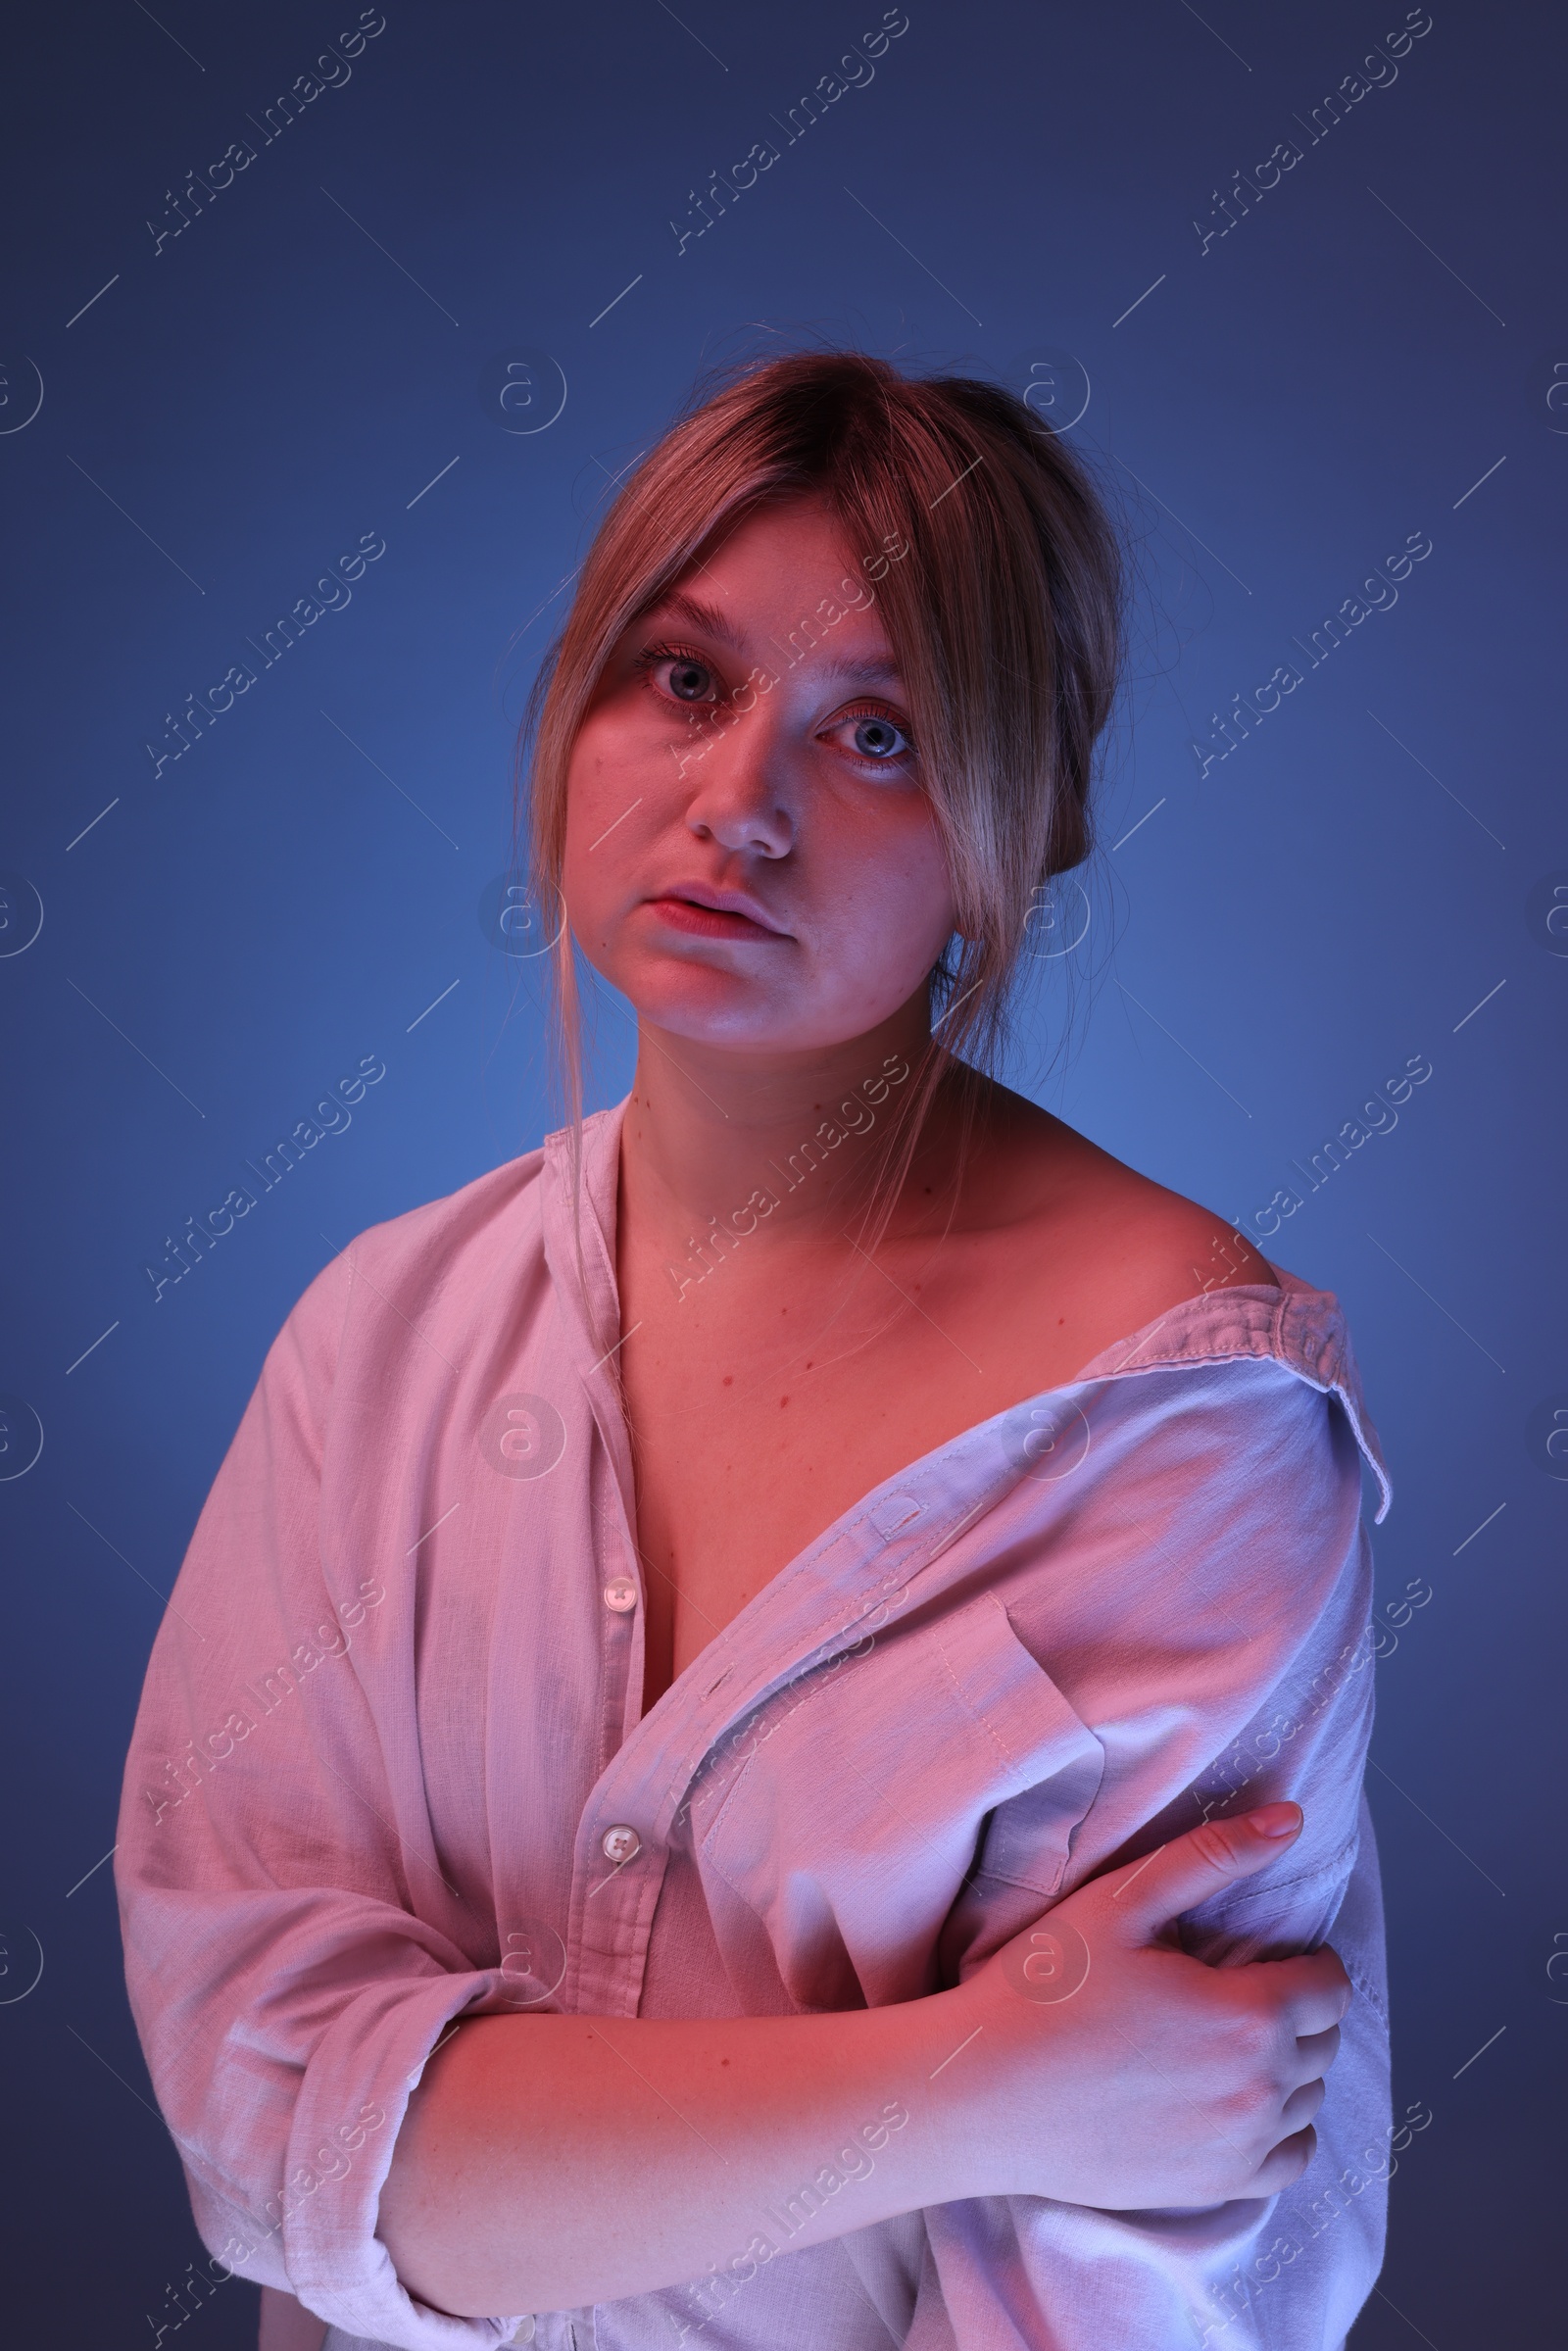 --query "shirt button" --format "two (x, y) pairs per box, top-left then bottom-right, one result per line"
(502, 2323), (535, 2346)
(604, 1576), (638, 1613)
(601, 1824), (640, 1865)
